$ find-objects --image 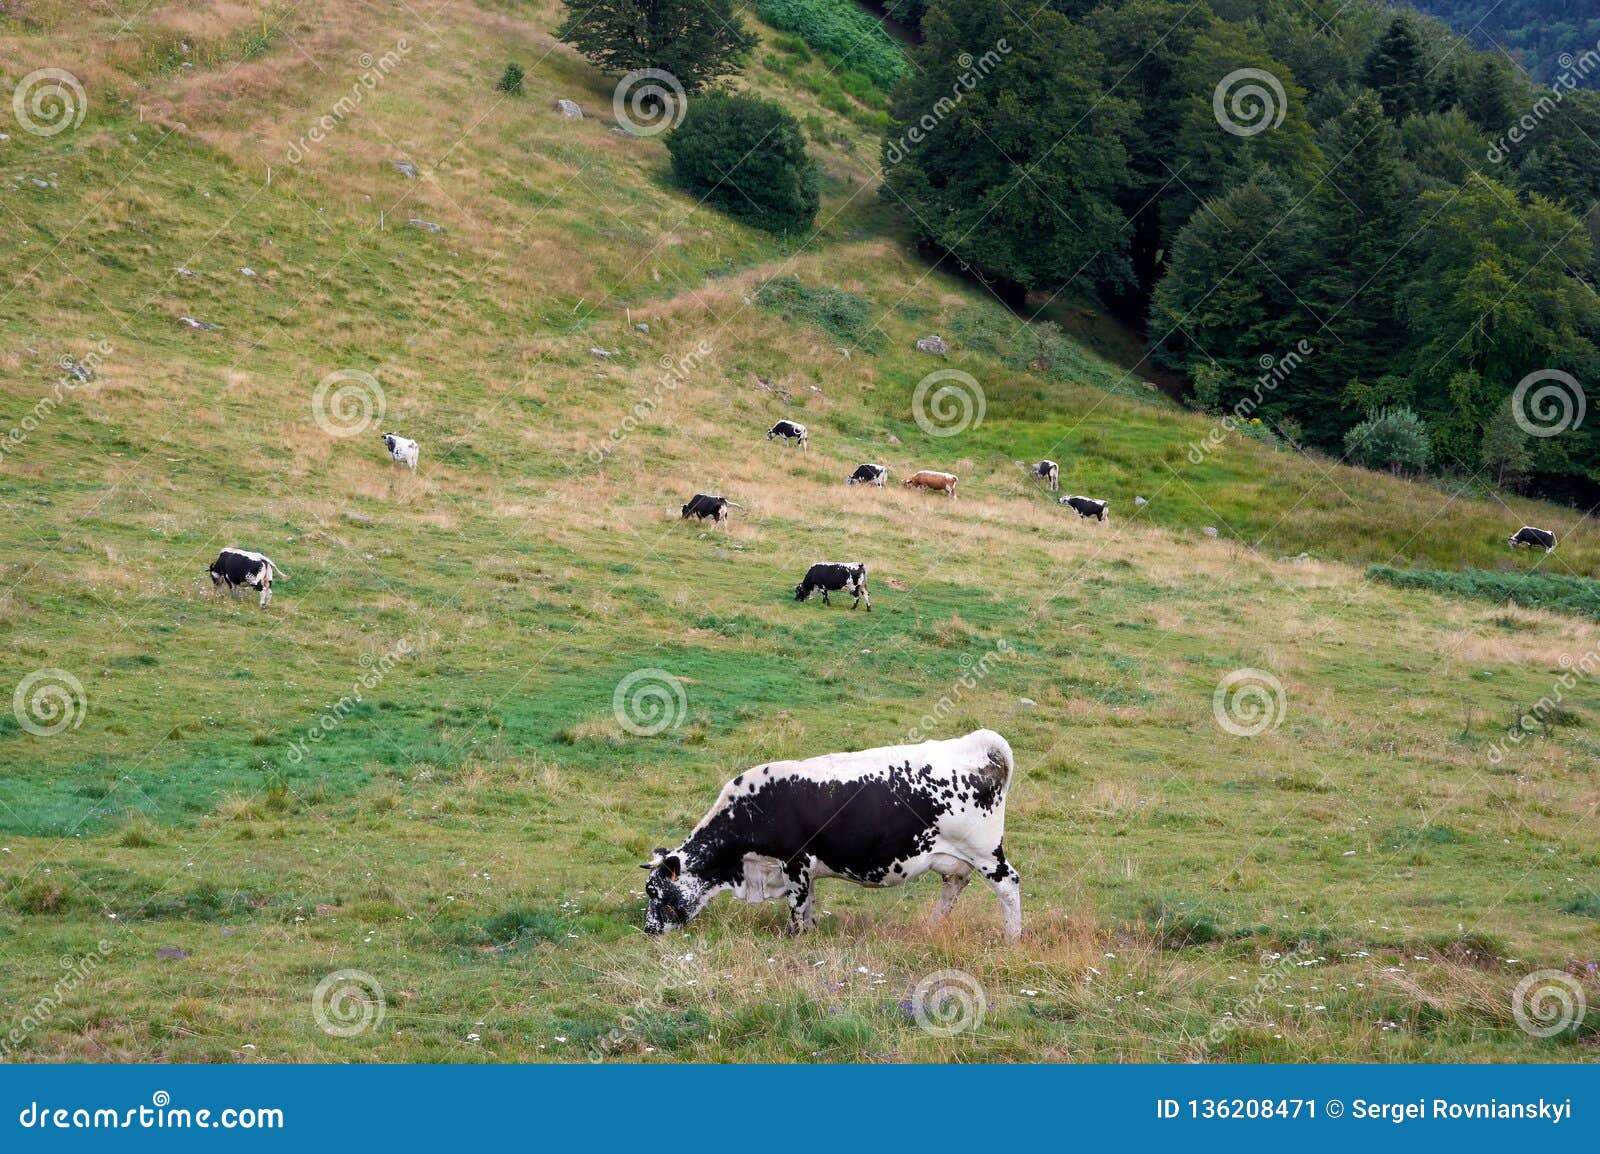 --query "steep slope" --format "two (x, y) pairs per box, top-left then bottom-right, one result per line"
(0, 0), (1595, 1062)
